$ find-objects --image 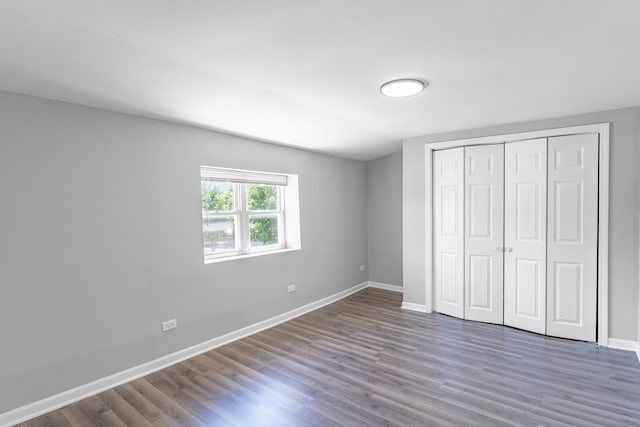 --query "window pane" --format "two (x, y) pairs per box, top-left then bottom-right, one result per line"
(247, 184), (278, 211)
(203, 216), (236, 253)
(201, 181), (234, 212)
(249, 215), (279, 247)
